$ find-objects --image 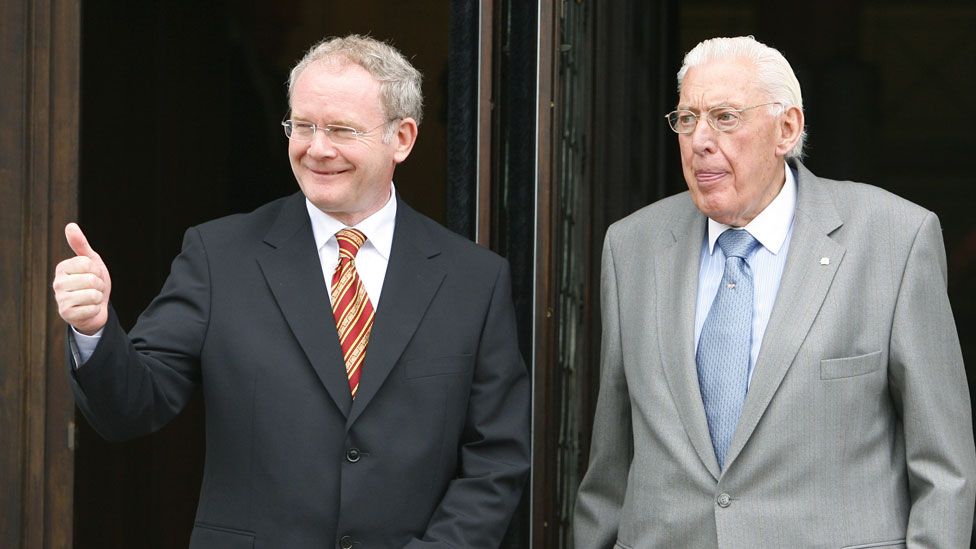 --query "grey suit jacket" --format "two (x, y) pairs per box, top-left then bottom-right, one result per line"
(69, 193), (530, 548)
(574, 161), (976, 548)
